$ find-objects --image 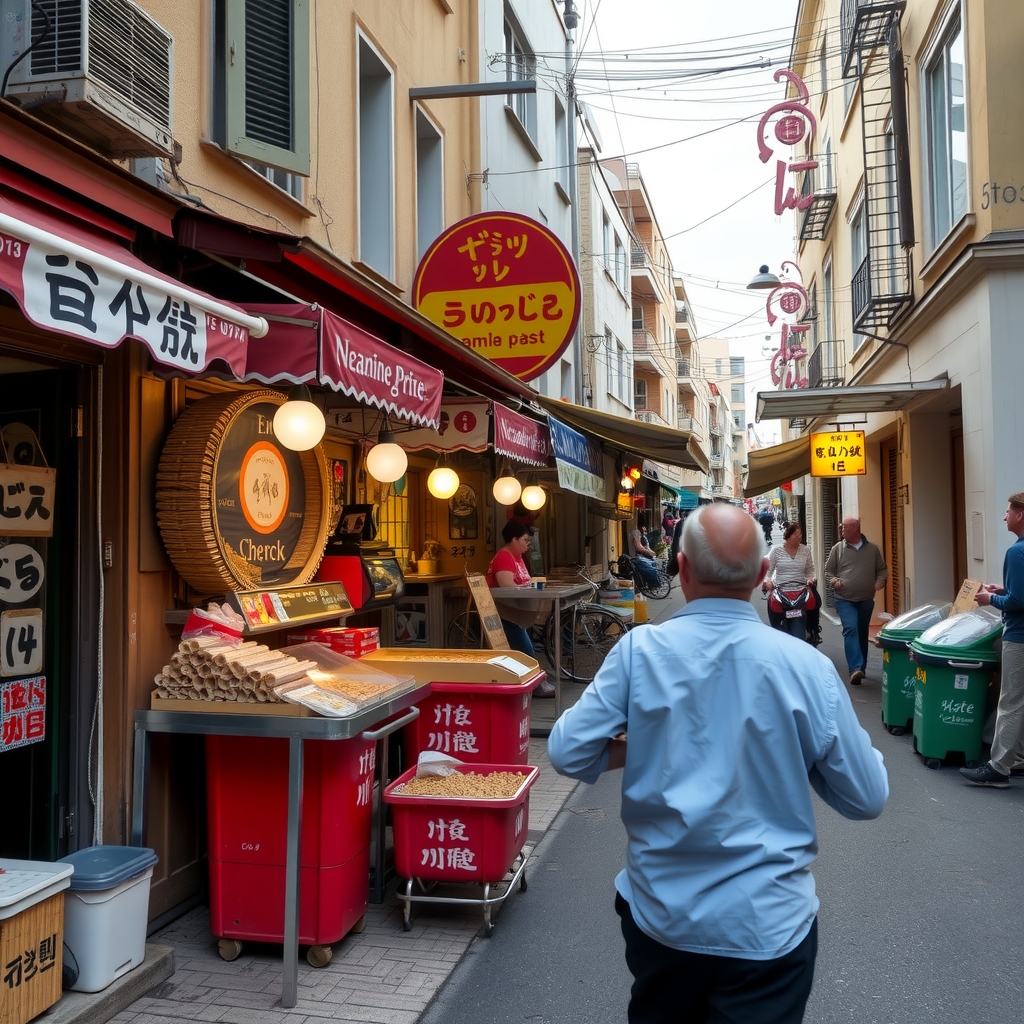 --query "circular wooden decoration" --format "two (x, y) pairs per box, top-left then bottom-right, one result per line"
(156, 390), (331, 595)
